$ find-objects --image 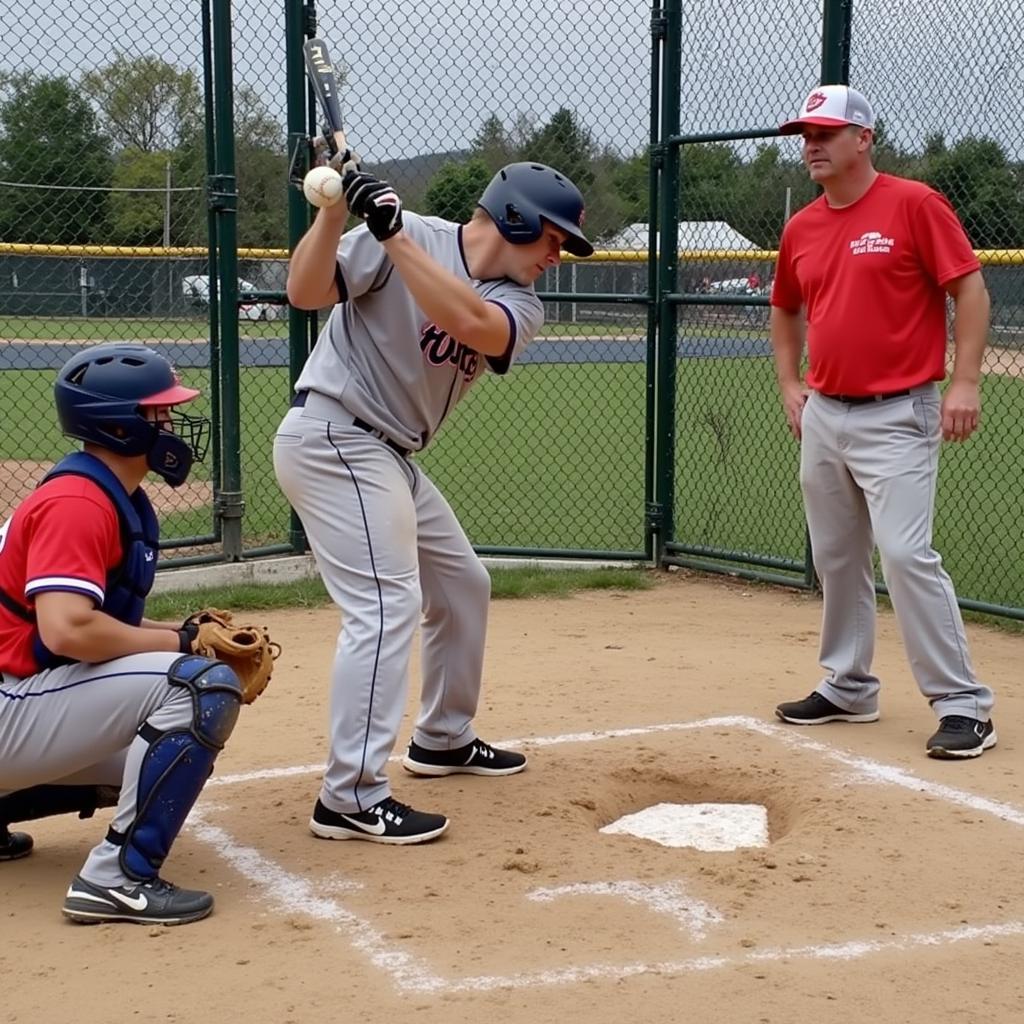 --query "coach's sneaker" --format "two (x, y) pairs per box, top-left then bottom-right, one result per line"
(310, 796), (448, 845)
(0, 825), (33, 862)
(775, 691), (879, 725)
(926, 716), (997, 759)
(61, 875), (214, 925)
(402, 738), (528, 777)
